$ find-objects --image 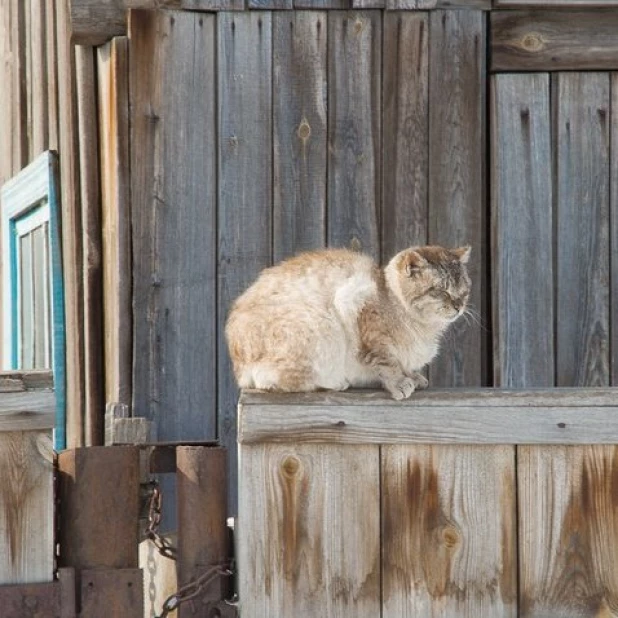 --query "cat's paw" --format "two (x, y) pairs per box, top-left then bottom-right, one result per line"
(385, 376), (416, 400)
(410, 372), (429, 390)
